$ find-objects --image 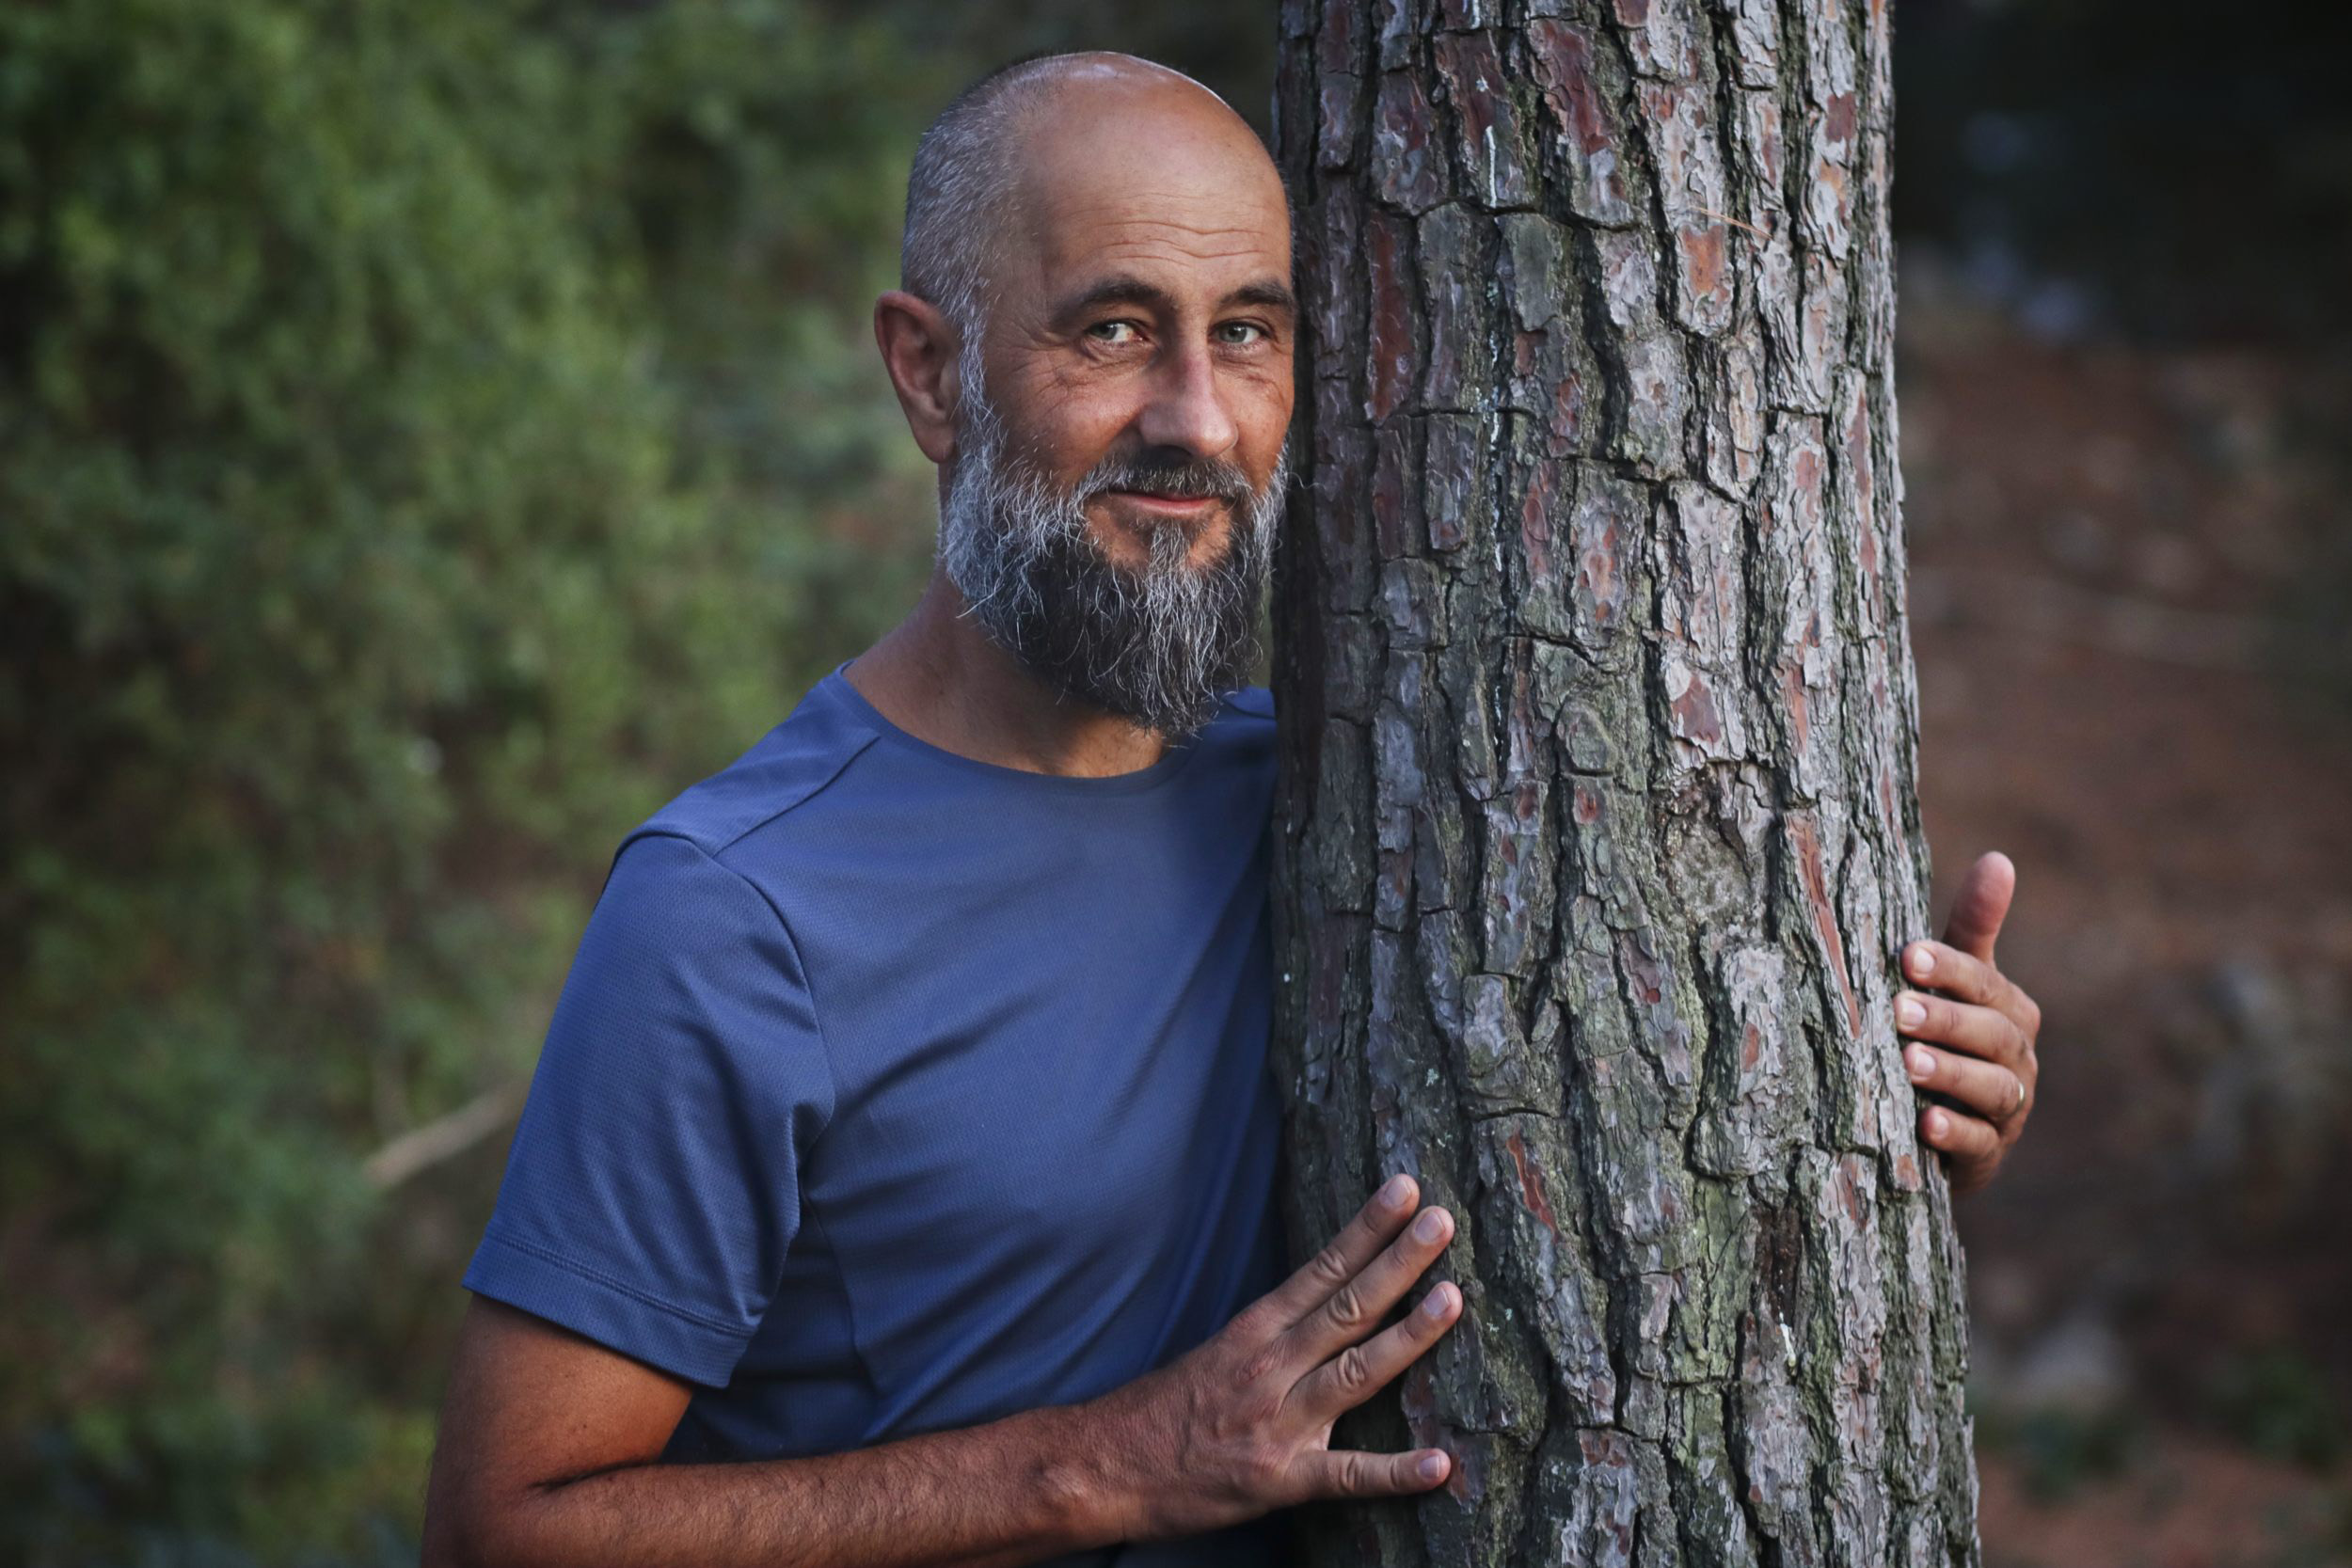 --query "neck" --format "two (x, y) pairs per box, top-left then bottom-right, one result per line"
(842, 561), (1173, 778)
